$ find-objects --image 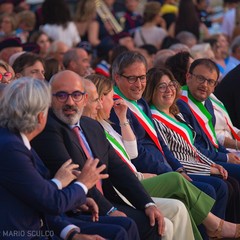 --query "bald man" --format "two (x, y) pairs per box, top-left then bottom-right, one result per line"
(82, 79), (102, 119)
